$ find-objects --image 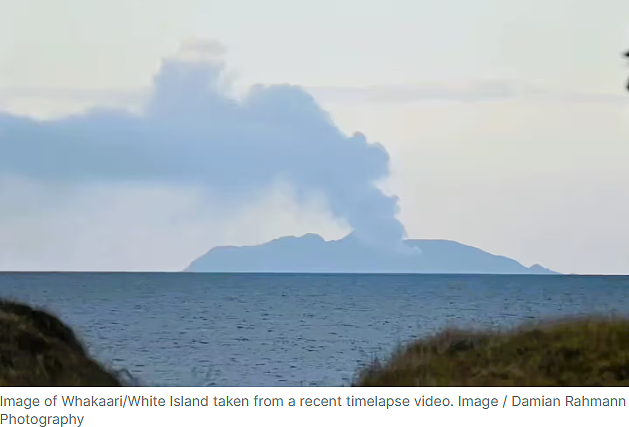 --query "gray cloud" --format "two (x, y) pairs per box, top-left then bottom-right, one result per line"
(309, 80), (520, 103)
(179, 39), (227, 57)
(0, 58), (406, 249)
(309, 81), (629, 104)
(0, 86), (146, 104)
(3, 80), (625, 108)
(0, 80), (520, 105)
